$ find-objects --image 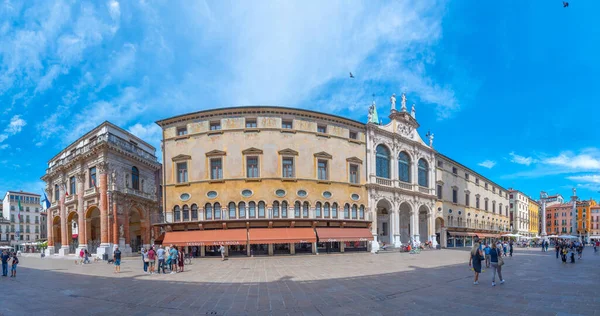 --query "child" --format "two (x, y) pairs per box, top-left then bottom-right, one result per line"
(11, 253), (19, 277)
(561, 247), (567, 264)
